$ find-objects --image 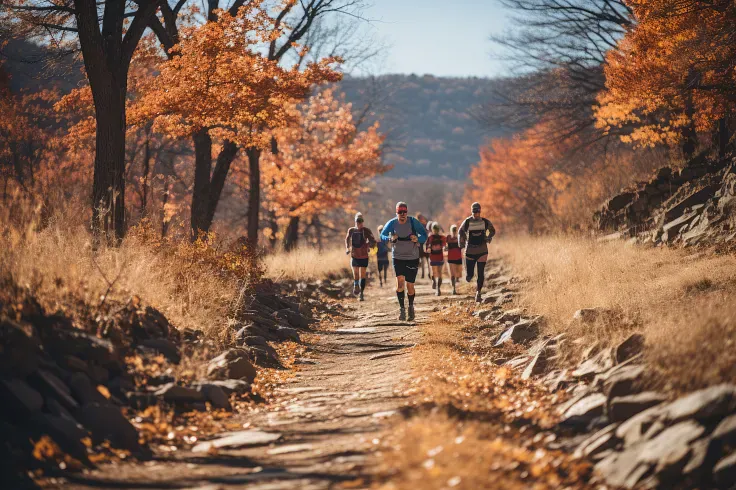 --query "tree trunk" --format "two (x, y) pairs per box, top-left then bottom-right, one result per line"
(246, 146), (262, 248)
(282, 215), (300, 251)
(190, 133), (239, 239)
(190, 129), (212, 239)
(160, 174), (170, 238)
(718, 116), (730, 160)
(90, 81), (128, 242)
(682, 71), (697, 159)
(204, 140), (239, 228)
(313, 215), (323, 251)
(267, 209), (279, 250)
(141, 136), (151, 215)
